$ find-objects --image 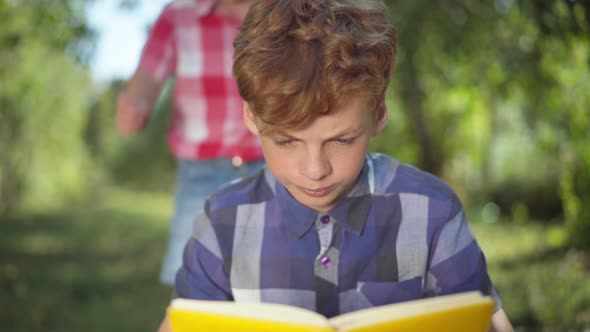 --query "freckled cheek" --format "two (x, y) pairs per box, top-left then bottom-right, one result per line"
(265, 149), (299, 179)
(331, 146), (367, 175)
(330, 144), (365, 161)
